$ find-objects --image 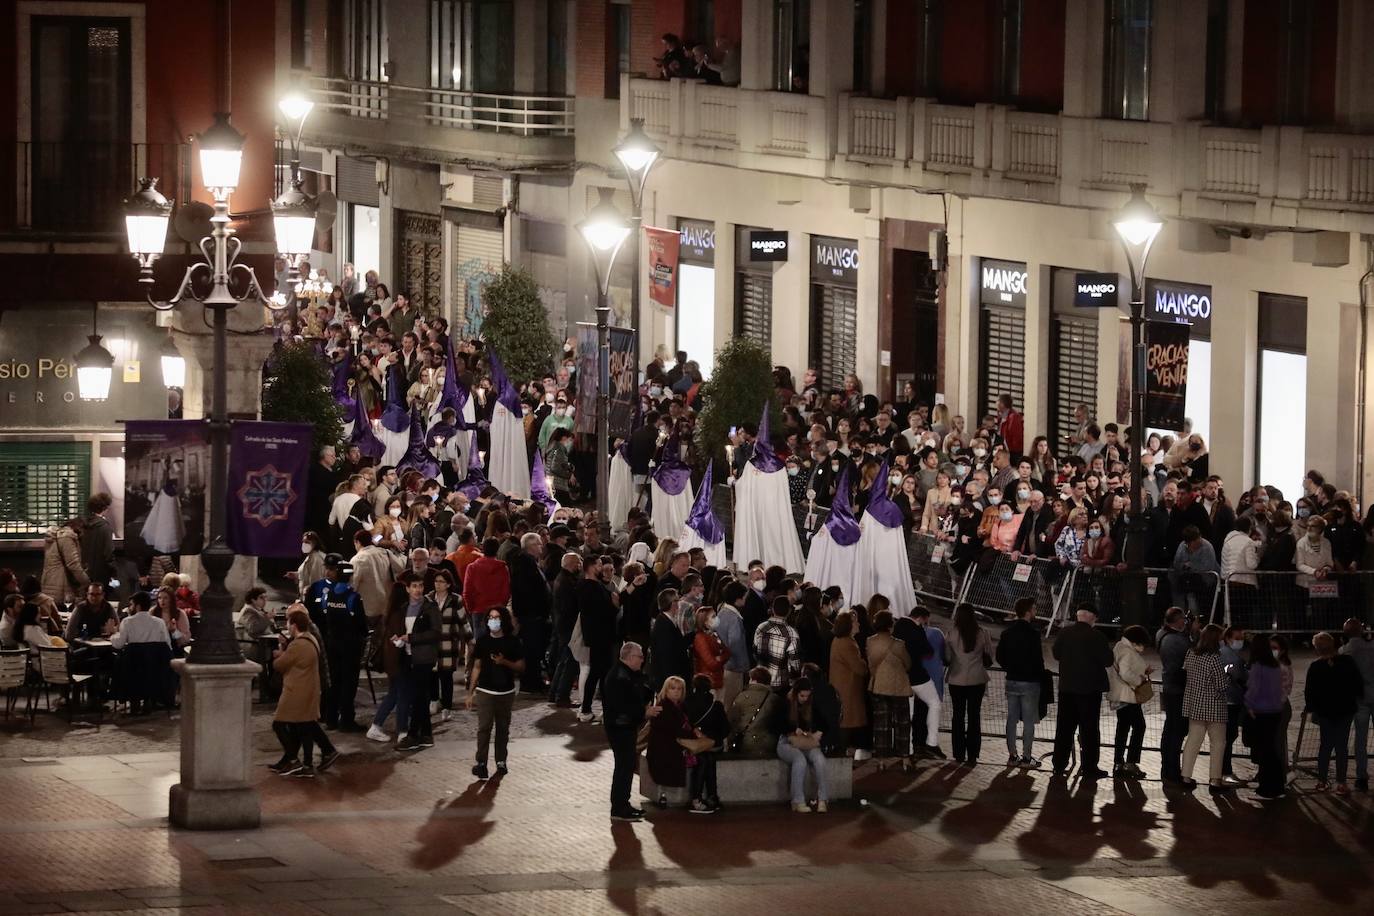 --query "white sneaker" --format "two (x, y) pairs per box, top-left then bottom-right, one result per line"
(853, 748), (872, 762)
(576, 712), (598, 724)
(366, 724), (390, 743)
(441, 709), (452, 721)
(429, 700), (441, 716)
